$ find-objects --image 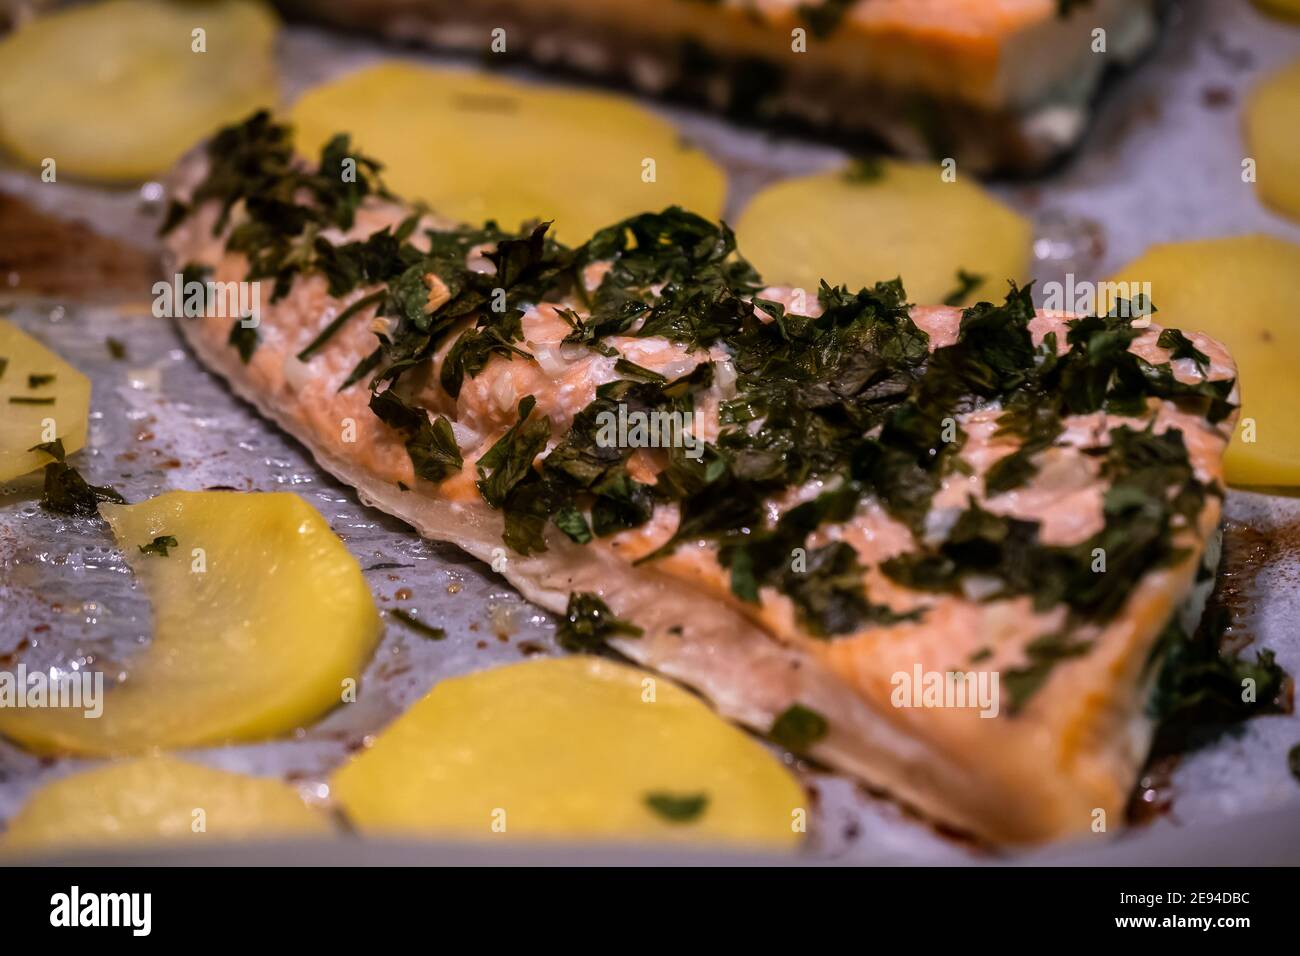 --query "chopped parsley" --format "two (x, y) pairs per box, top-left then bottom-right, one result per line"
(554, 592), (643, 652)
(1147, 606), (1289, 755)
(228, 320), (258, 363)
(388, 608), (447, 641)
(1157, 327), (1210, 373)
(369, 389), (463, 484)
(27, 373), (55, 388)
(770, 703), (829, 752)
(28, 438), (66, 462)
(643, 791), (709, 823)
(139, 535), (179, 557)
(39, 462), (126, 517)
